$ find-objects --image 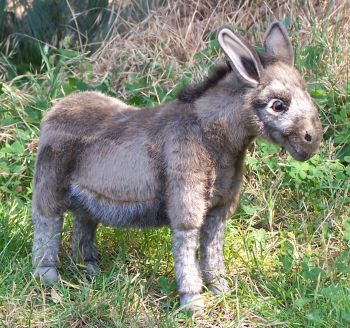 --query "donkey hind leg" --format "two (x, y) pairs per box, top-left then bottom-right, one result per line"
(172, 229), (204, 311)
(32, 212), (63, 284)
(72, 211), (99, 279)
(200, 211), (229, 295)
